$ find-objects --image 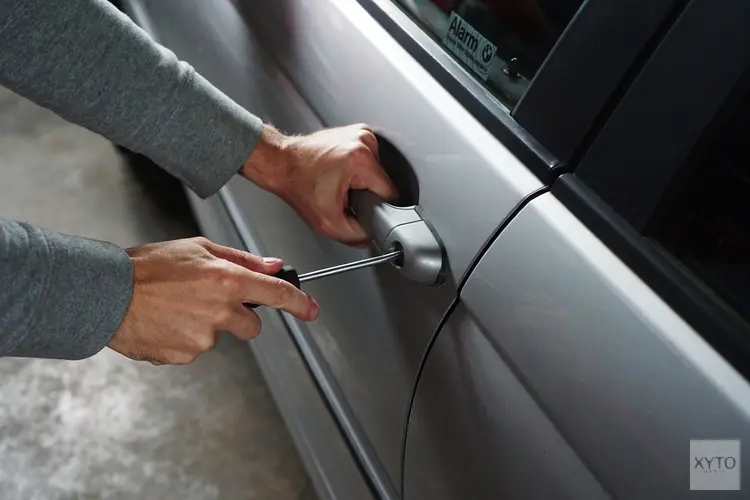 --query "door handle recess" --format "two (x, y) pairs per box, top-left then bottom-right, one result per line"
(350, 190), (444, 286)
